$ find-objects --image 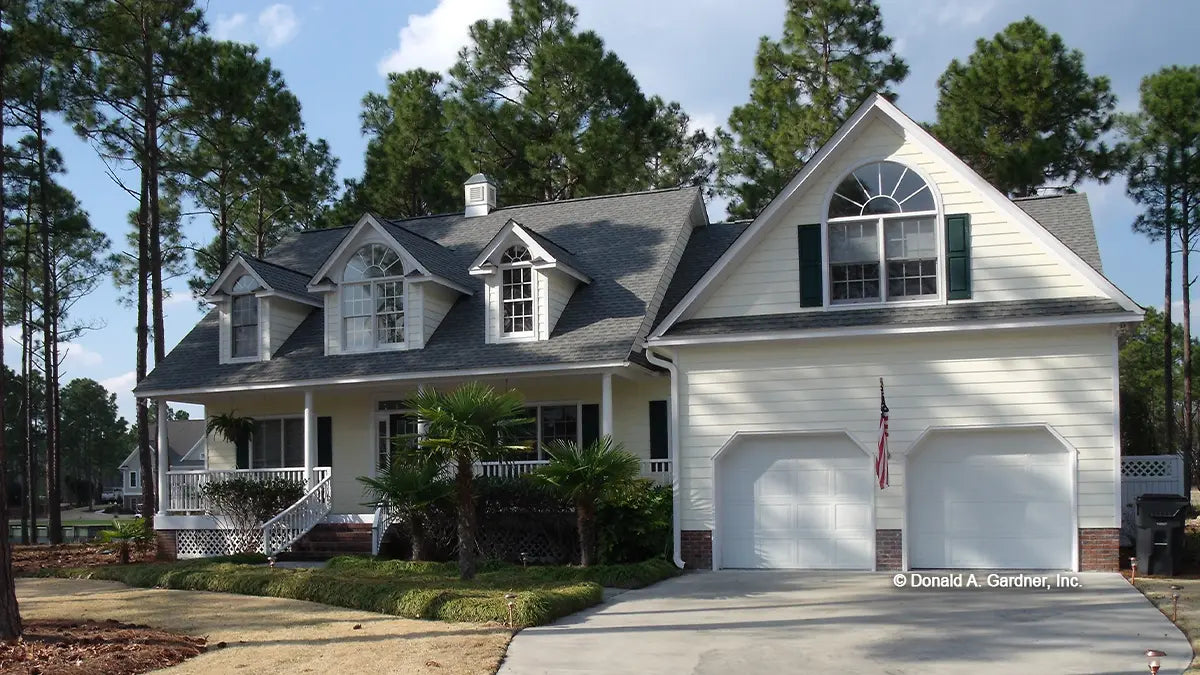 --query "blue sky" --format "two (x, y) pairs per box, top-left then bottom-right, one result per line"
(21, 0), (1200, 421)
